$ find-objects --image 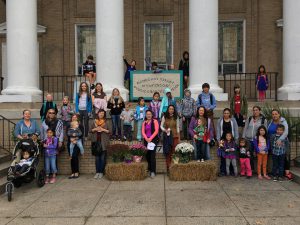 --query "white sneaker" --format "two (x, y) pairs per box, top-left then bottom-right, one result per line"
(98, 173), (104, 179)
(201, 159), (205, 162)
(150, 172), (155, 178)
(94, 173), (99, 179)
(197, 160), (201, 163)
